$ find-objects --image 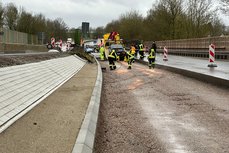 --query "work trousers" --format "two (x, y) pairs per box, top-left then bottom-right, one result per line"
(127, 57), (134, 69)
(139, 50), (144, 59)
(148, 58), (155, 68)
(108, 57), (116, 70)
